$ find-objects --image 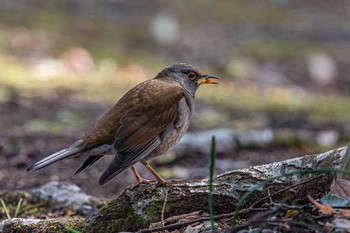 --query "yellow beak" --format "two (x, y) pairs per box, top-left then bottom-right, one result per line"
(197, 74), (219, 85)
